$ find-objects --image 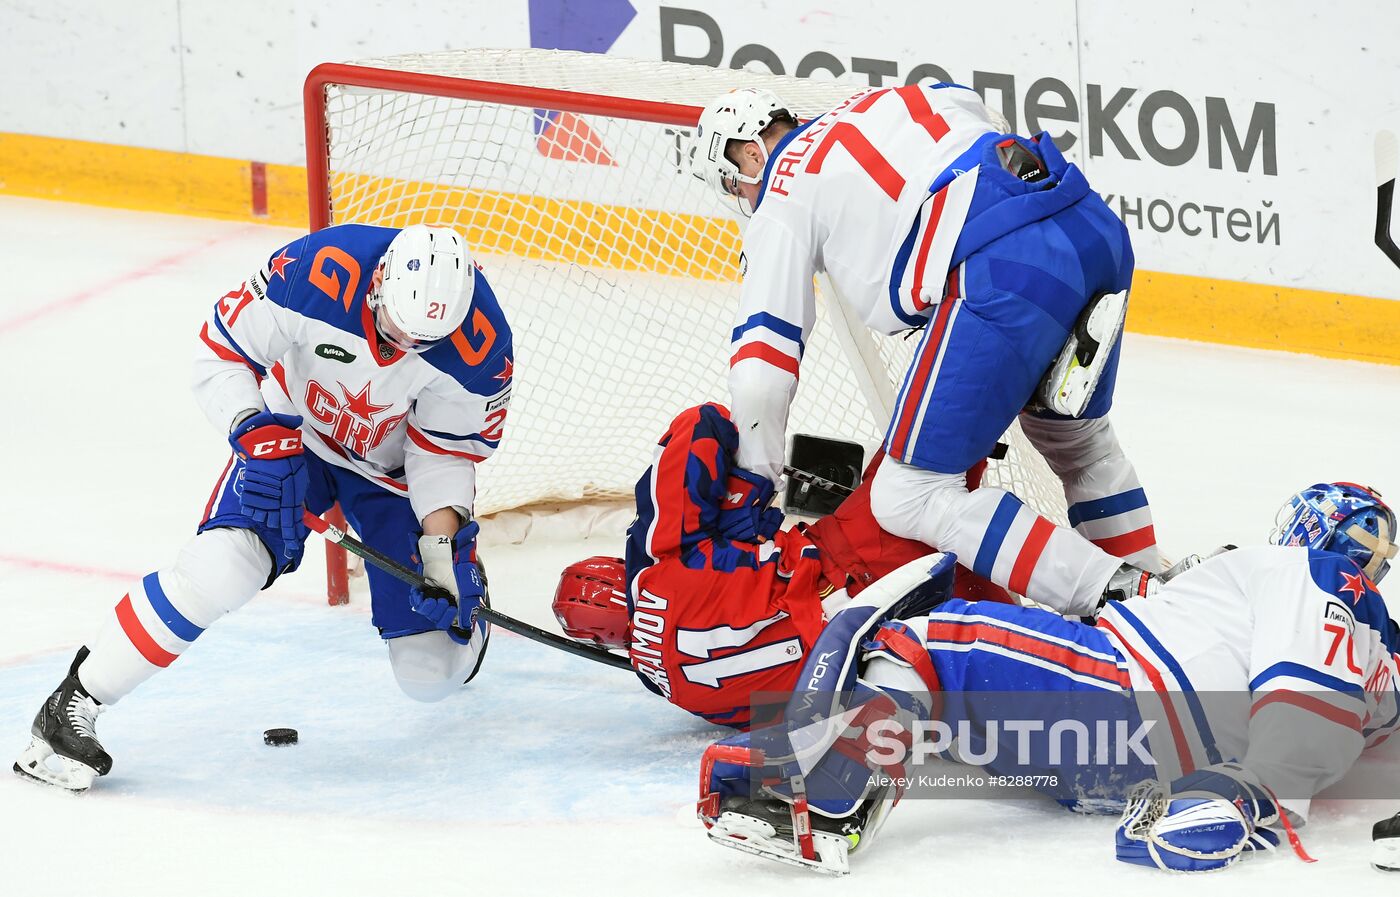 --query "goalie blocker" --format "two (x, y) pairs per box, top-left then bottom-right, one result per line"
(782, 434), (1011, 518)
